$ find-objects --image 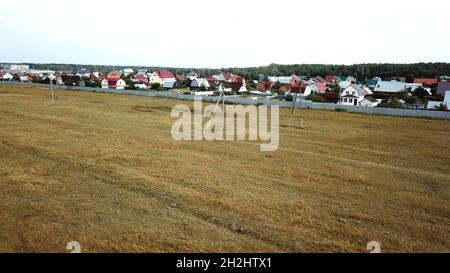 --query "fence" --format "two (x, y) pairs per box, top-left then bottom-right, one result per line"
(1, 81), (450, 120)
